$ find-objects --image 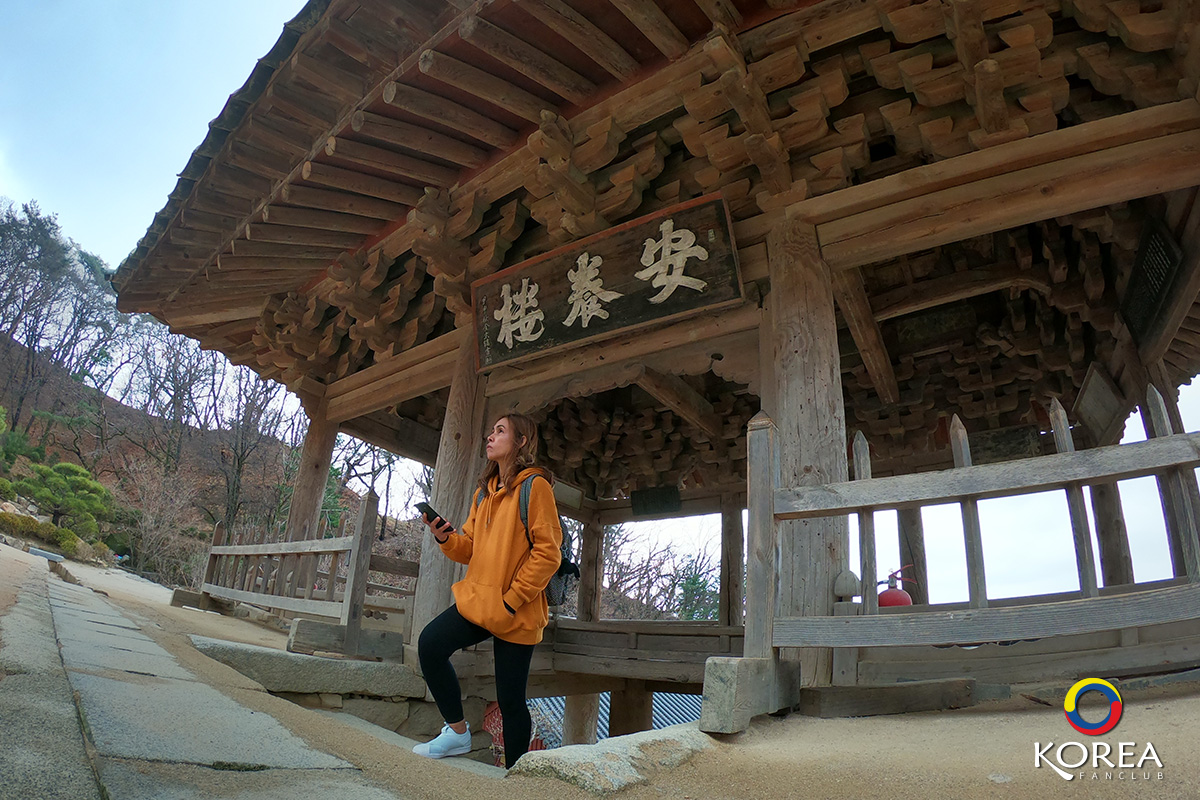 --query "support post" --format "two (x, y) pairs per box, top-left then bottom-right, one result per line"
(950, 416), (988, 609)
(563, 513), (603, 745)
(743, 412), (777, 661)
(411, 340), (487, 640)
(896, 509), (929, 605)
(718, 493), (745, 627)
(1090, 482), (1134, 586)
(766, 219), (850, 686)
(284, 398), (339, 544)
(608, 680), (654, 737)
(1144, 385), (1200, 581)
(1048, 399), (1099, 598)
(341, 491), (379, 656)
(852, 431), (878, 615)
